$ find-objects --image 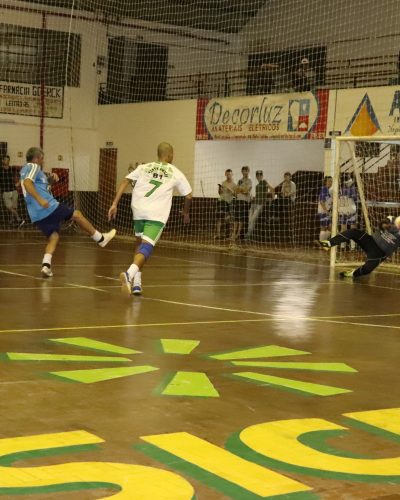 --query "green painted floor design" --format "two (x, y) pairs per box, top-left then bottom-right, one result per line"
(5, 353), (131, 363)
(230, 362), (357, 372)
(50, 365), (158, 384)
(160, 371), (219, 397)
(232, 372), (352, 396)
(160, 339), (200, 355)
(49, 337), (140, 355)
(2, 339), (356, 398)
(208, 345), (310, 361)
